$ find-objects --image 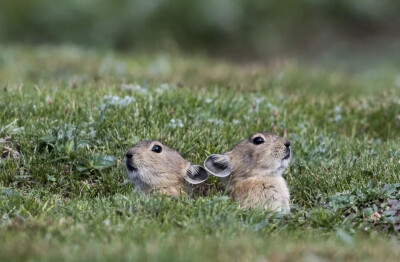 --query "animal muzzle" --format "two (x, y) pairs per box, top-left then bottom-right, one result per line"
(283, 147), (291, 160)
(125, 157), (137, 172)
